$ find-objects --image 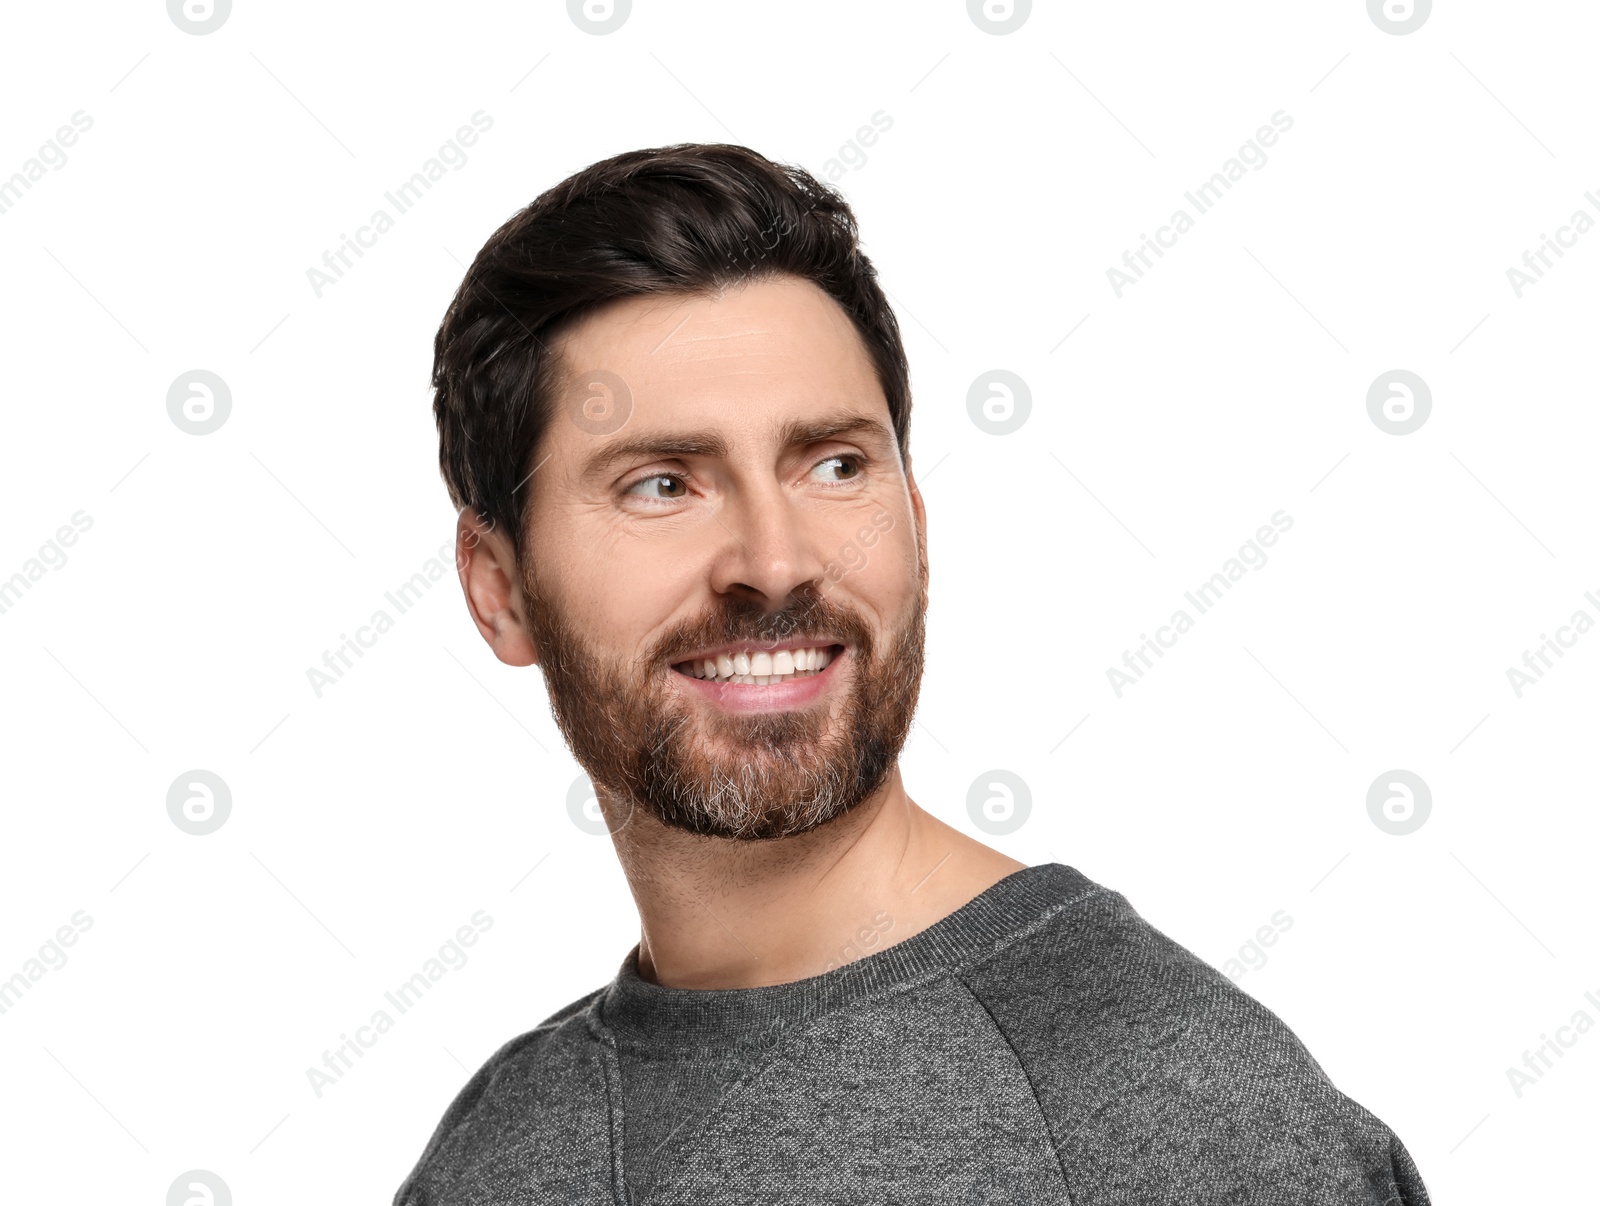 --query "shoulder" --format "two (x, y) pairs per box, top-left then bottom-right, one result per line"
(391, 985), (608, 1206)
(963, 875), (1431, 1204)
